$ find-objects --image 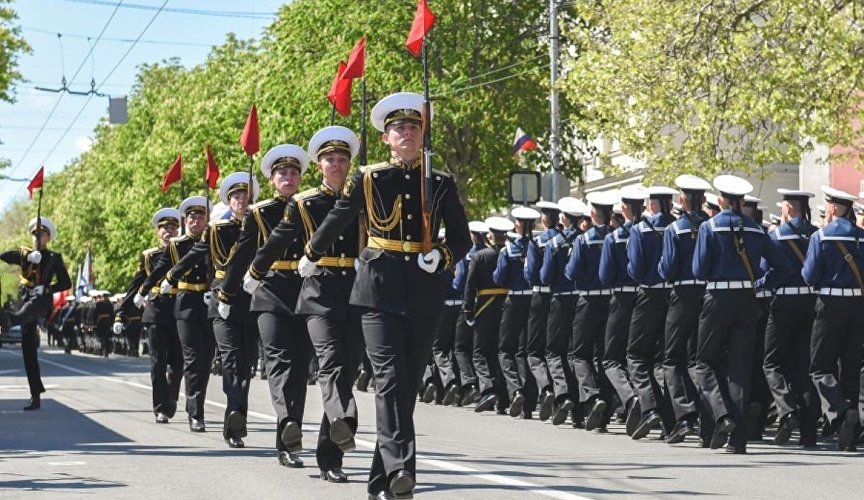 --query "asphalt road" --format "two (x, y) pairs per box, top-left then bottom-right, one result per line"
(0, 344), (861, 499)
